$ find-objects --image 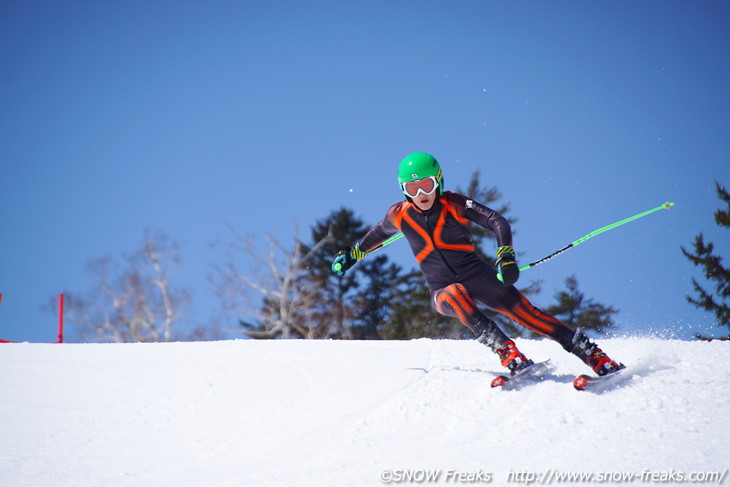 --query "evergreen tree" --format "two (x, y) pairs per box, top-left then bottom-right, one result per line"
(681, 182), (730, 340)
(543, 275), (618, 335)
(384, 269), (462, 340)
(305, 207), (371, 339)
(351, 255), (403, 339)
